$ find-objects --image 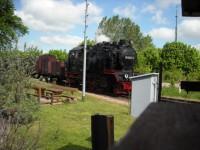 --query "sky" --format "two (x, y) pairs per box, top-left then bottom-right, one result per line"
(13, 0), (200, 52)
